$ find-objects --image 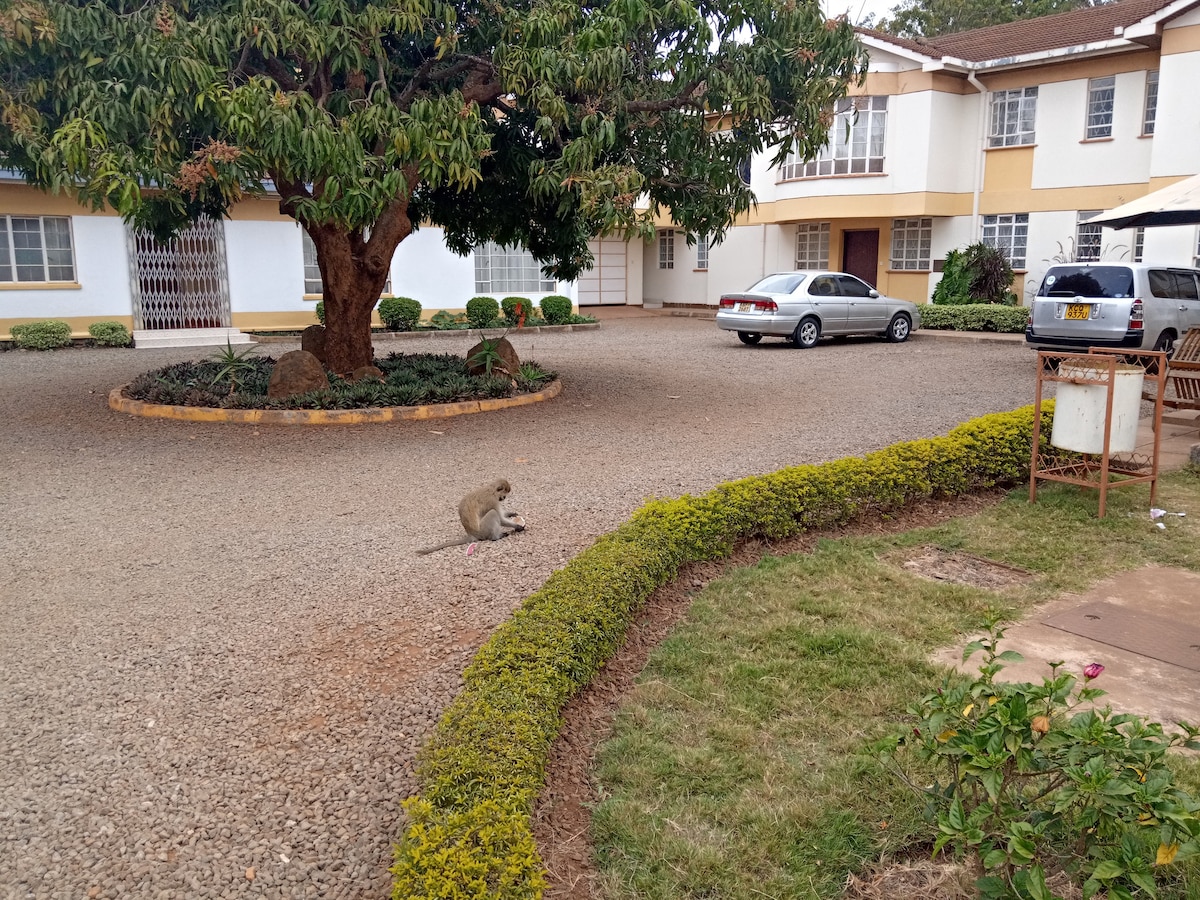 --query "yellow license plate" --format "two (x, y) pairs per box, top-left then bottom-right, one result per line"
(737, 302), (754, 312)
(1064, 303), (1091, 320)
